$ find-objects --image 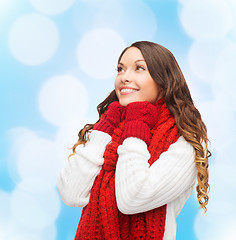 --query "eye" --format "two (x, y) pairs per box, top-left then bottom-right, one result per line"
(136, 65), (145, 71)
(116, 66), (124, 72)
